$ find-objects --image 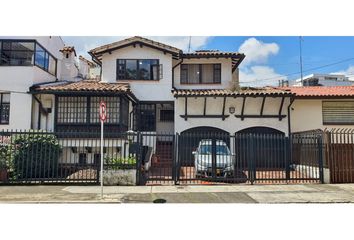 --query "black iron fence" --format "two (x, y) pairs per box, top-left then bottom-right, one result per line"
(0, 130), (140, 184)
(0, 128), (335, 185)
